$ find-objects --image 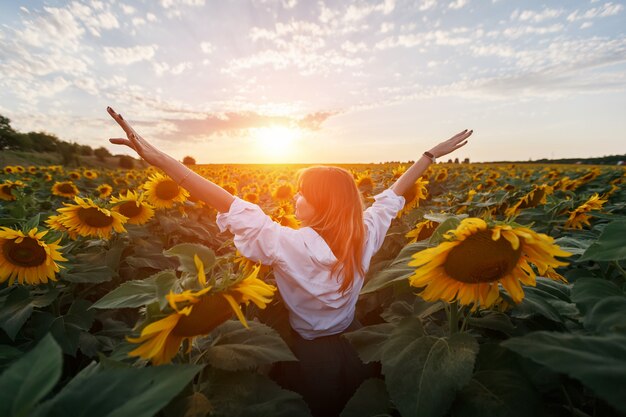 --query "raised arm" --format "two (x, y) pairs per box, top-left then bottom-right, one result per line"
(106, 106), (235, 213)
(390, 129), (473, 196)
